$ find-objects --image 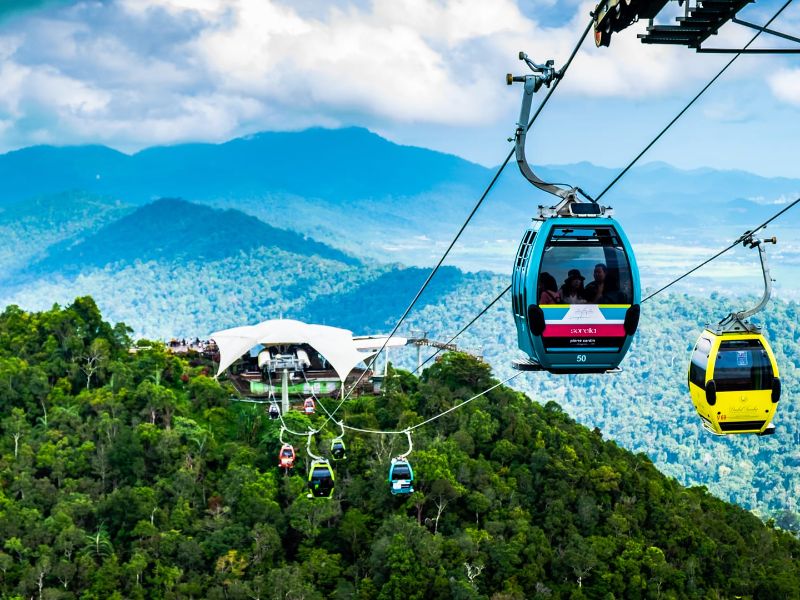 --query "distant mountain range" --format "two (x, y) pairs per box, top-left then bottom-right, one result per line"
(0, 195), (483, 339)
(0, 127), (488, 206)
(1, 127), (797, 281)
